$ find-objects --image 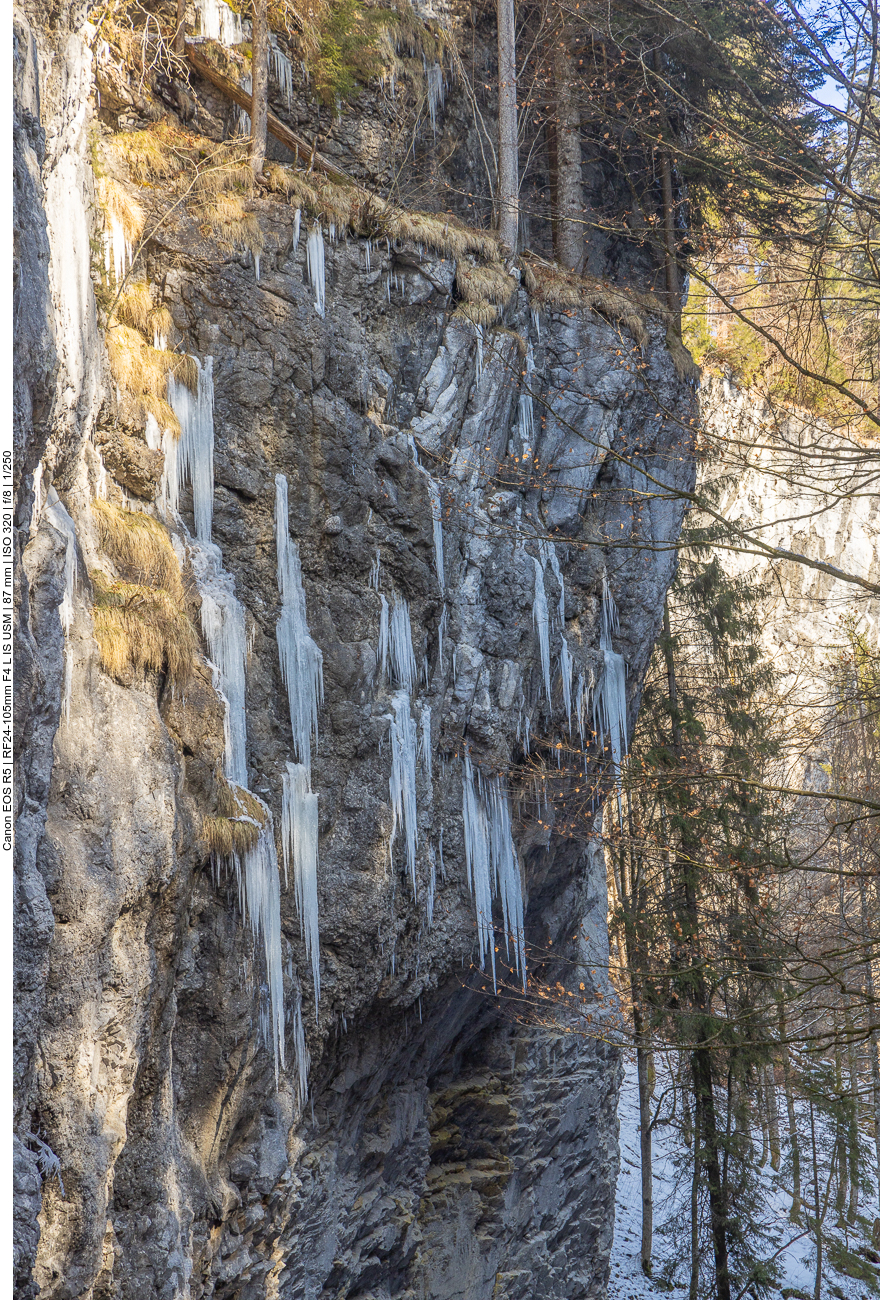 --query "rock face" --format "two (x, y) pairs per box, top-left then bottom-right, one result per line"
(13, 6), (696, 1299)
